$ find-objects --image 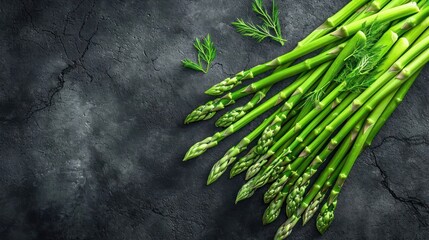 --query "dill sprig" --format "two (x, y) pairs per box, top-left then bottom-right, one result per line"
(182, 34), (217, 73)
(336, 22), (389, 92)
(232, 0), (286, 45)
(305, 22), (389, 106)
